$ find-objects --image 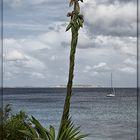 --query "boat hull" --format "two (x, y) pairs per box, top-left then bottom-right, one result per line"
(107, 94), (115, 97)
